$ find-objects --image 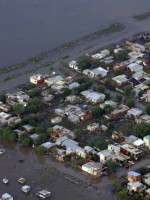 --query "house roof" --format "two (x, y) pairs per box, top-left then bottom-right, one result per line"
(82, 162), (103, 169)
(128, 171), (141, 177)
